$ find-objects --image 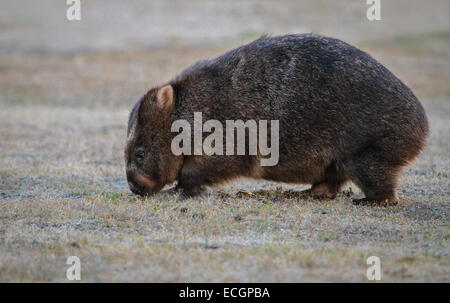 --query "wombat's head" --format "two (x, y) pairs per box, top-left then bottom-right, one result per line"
(125, 84), (182, 196)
